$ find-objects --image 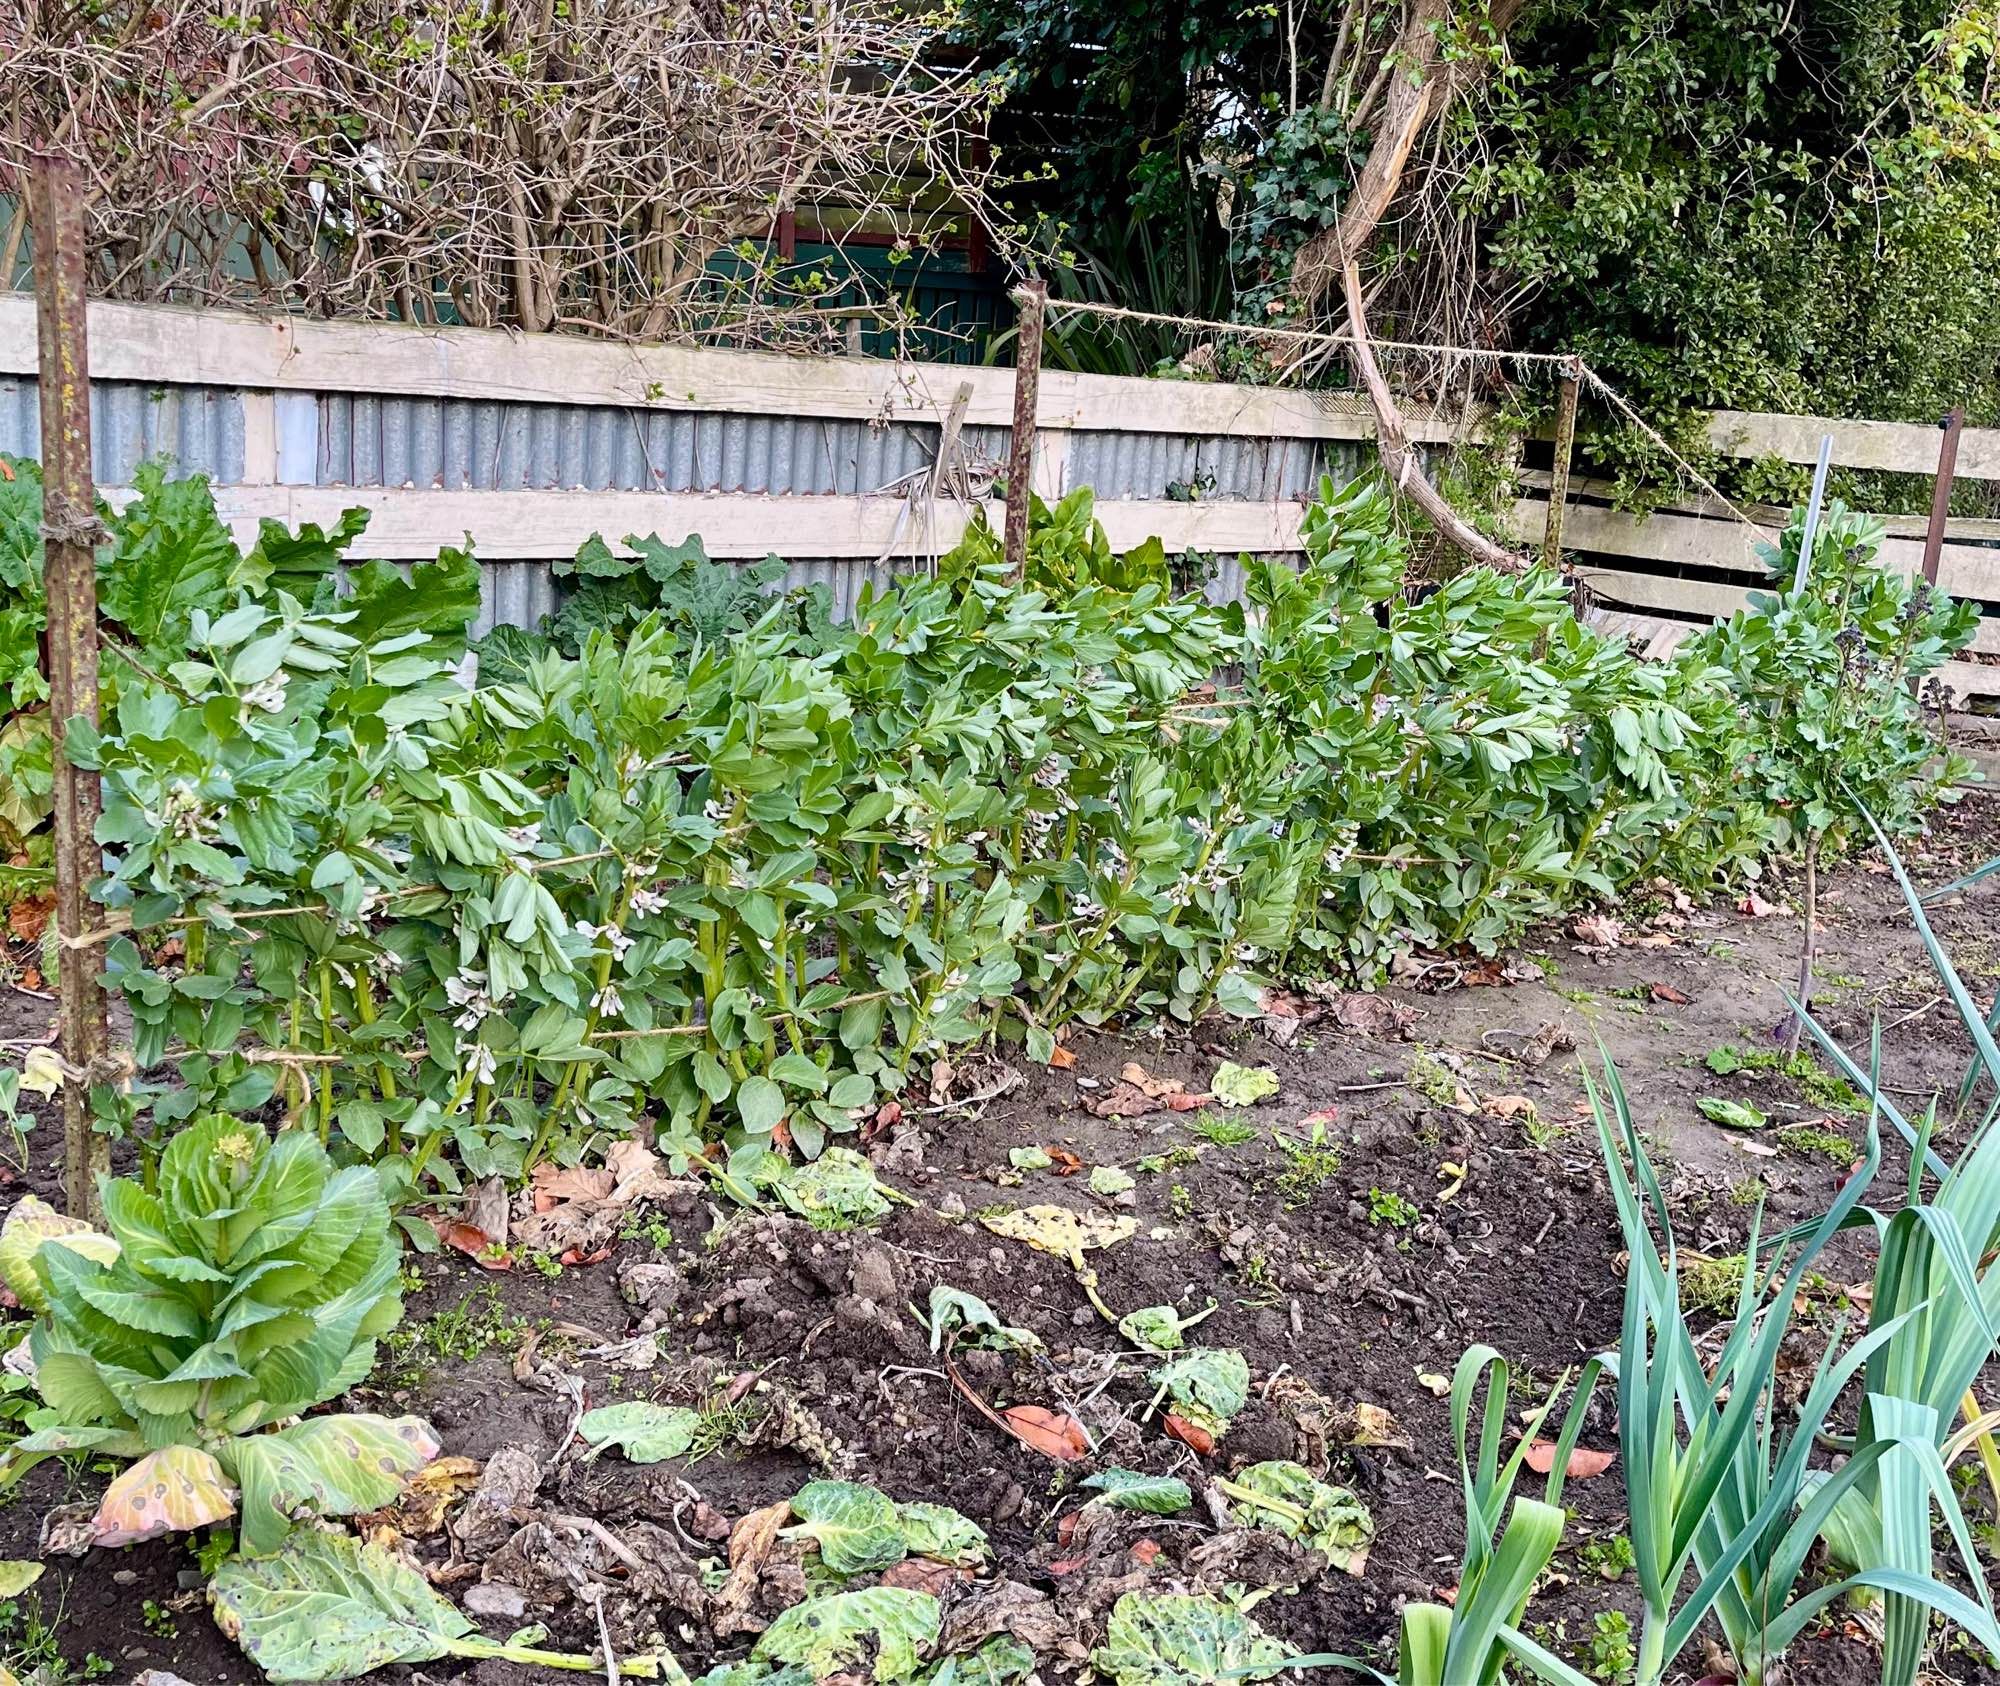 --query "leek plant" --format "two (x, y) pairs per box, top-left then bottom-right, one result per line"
(1279, 1346), (1605, 1685)
(1589, 1050), (1999, 1686)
